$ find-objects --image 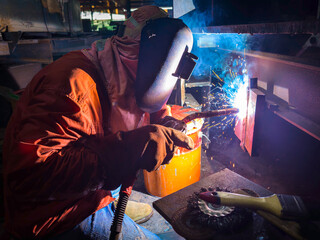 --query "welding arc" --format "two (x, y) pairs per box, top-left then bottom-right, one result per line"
(182, 108), (239, 123)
